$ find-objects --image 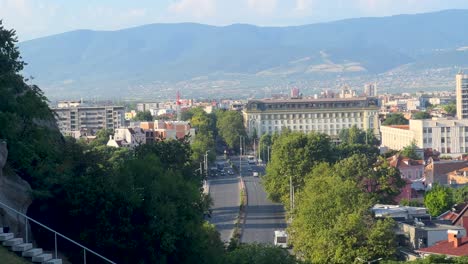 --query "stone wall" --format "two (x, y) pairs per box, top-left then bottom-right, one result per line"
(0, 141), (32, 238)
